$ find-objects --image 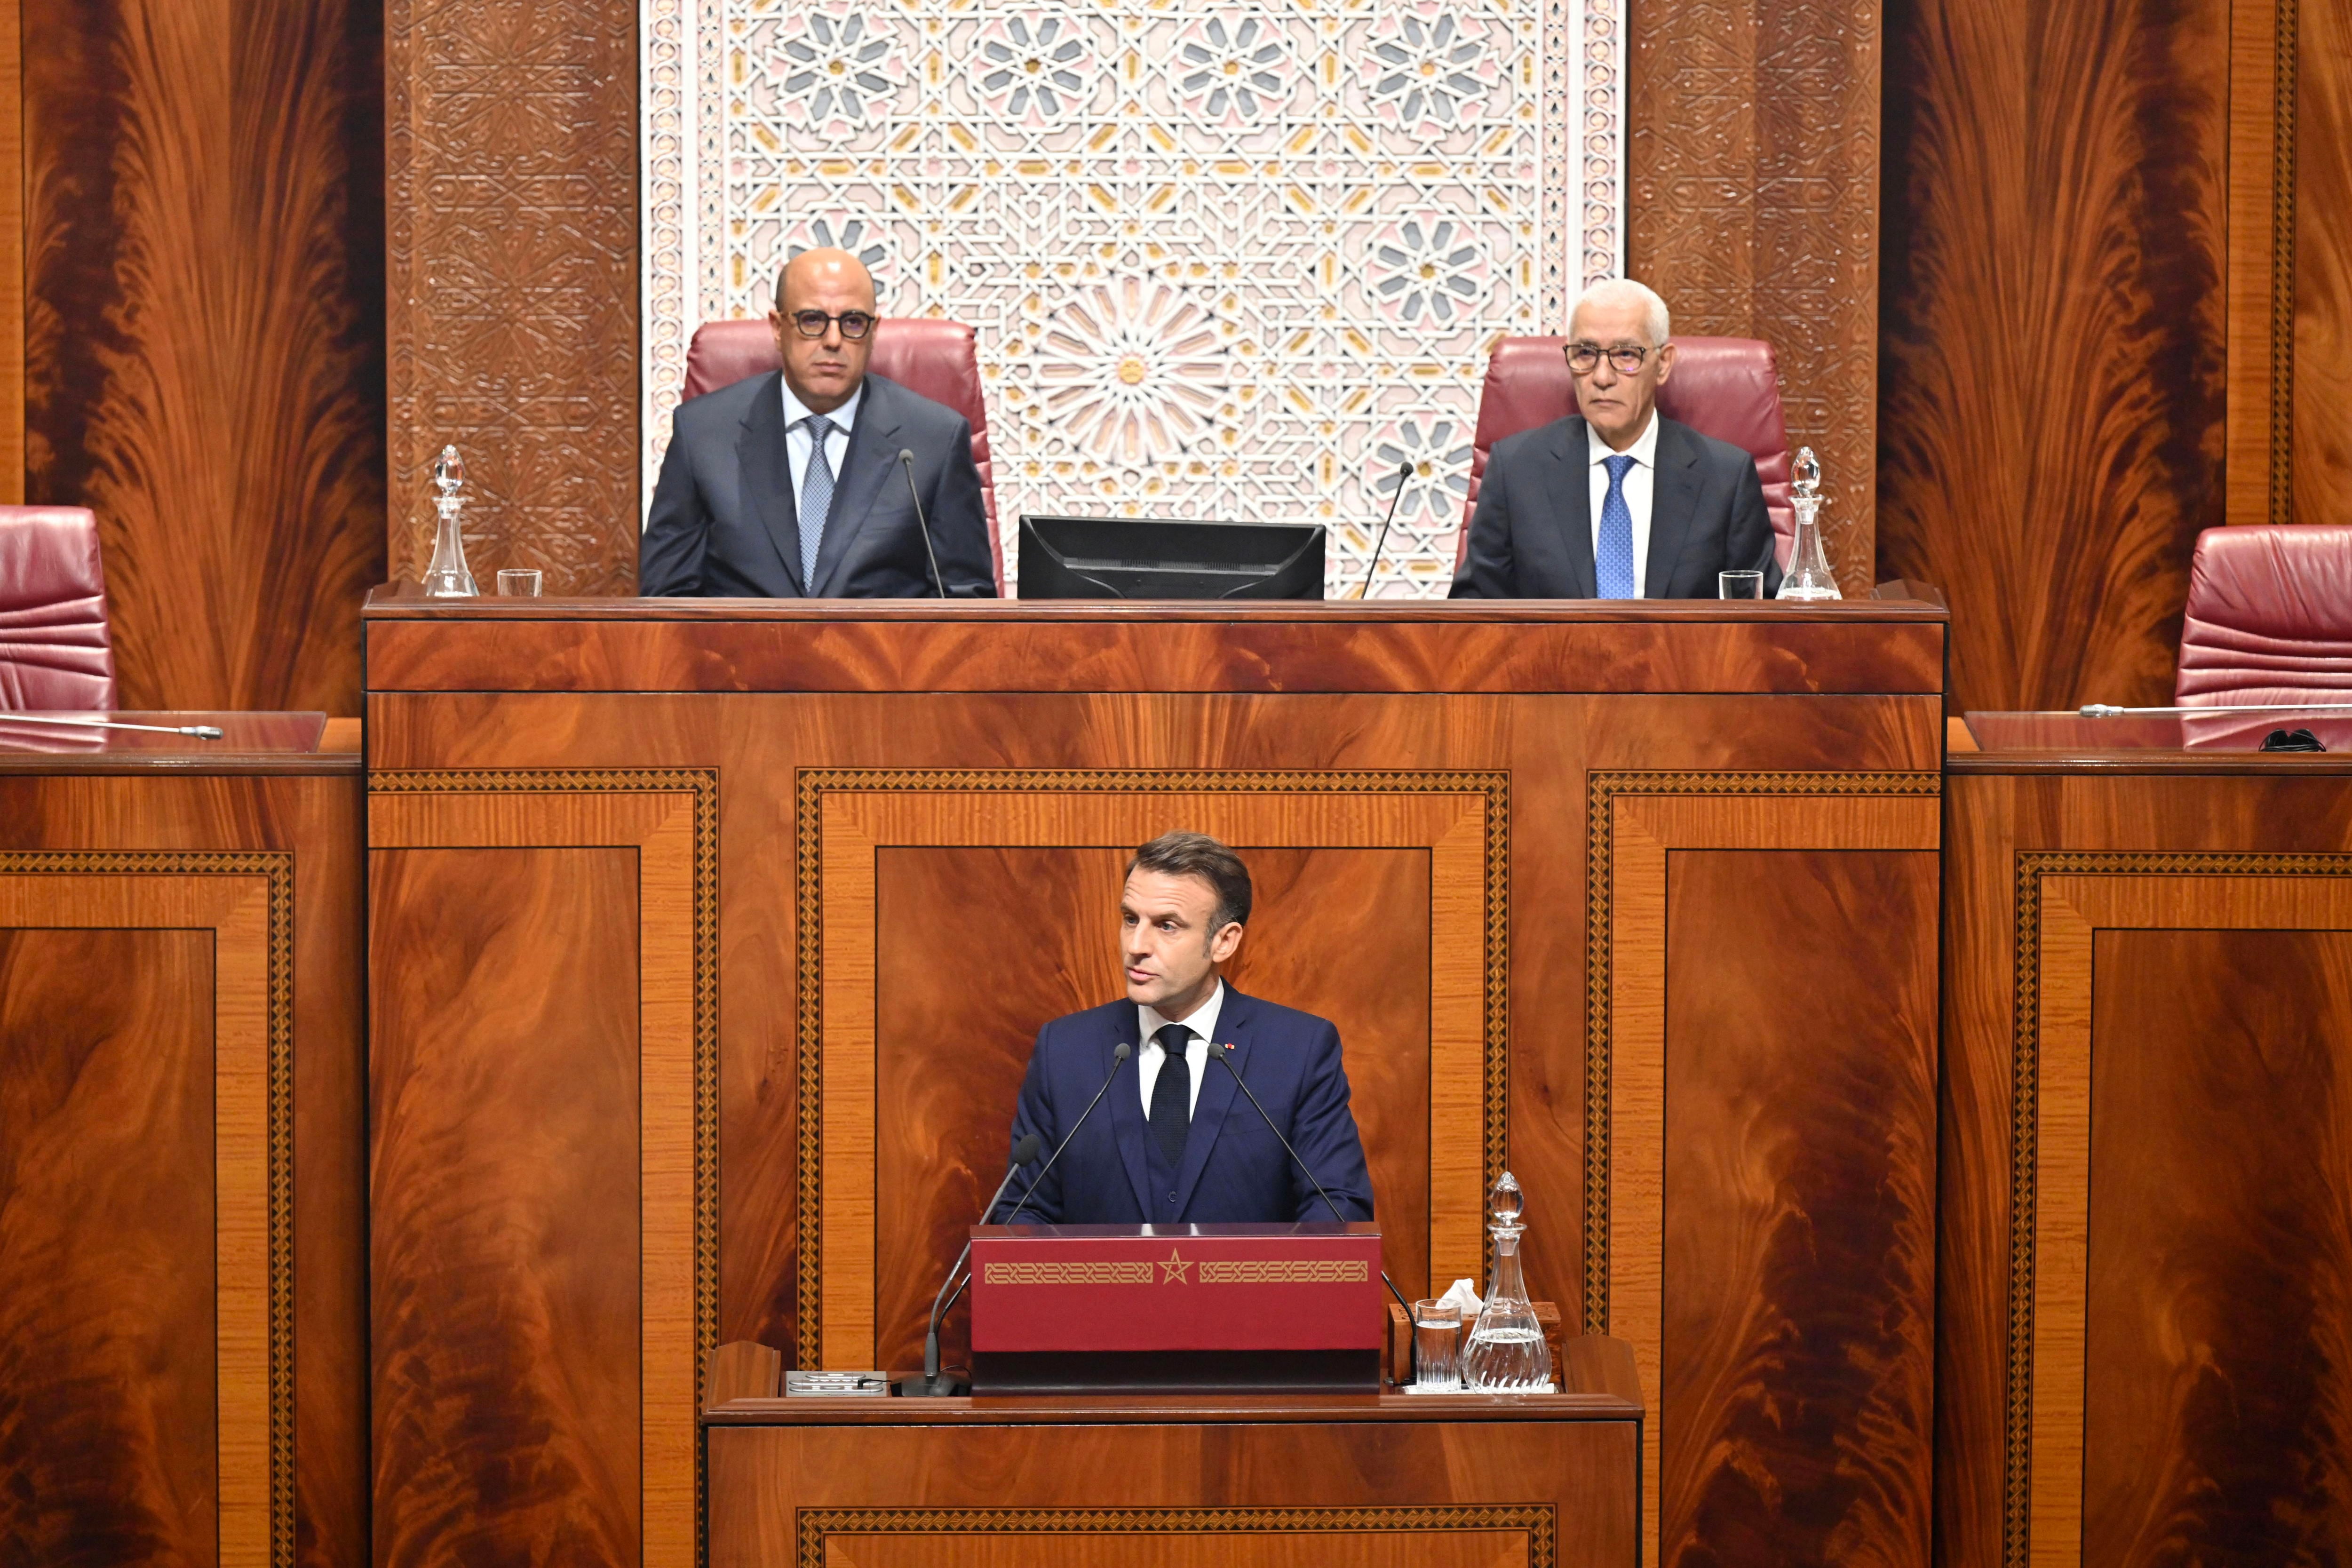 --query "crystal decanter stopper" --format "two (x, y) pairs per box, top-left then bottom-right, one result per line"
(421, 444), (478, 598)
(1461, 1171), (1553, 1393)
(1774, 446), (1841, 601)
